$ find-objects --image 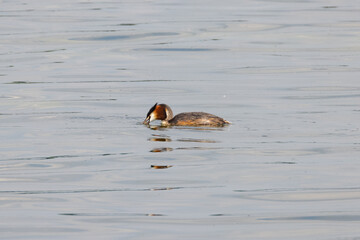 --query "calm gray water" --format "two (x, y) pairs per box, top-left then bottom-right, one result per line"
(1, 0), (360, 239)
